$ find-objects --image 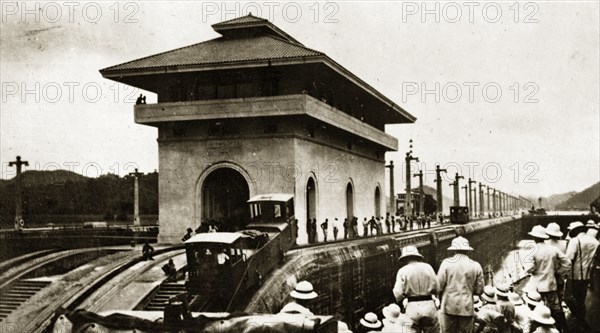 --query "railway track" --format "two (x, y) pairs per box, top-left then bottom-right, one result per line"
(79, 250), (187, 314)
(0, 248), (122, 322)
(0, 245), (183, 333)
